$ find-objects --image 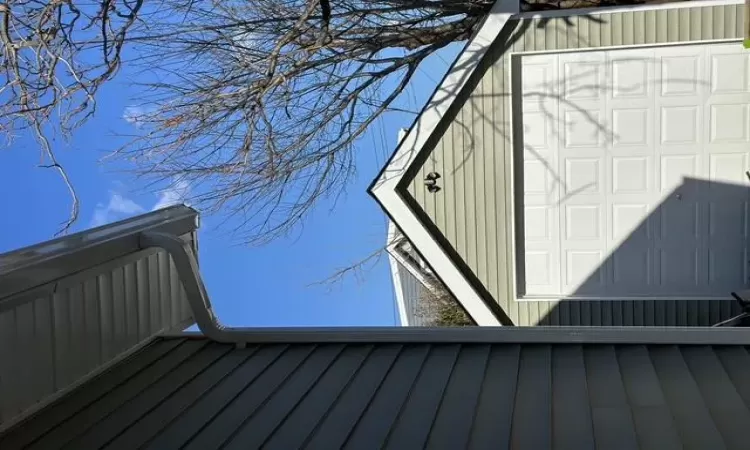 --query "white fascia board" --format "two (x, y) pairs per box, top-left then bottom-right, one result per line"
(371, 0), (519, 326)
(387, 221), (411, 326)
